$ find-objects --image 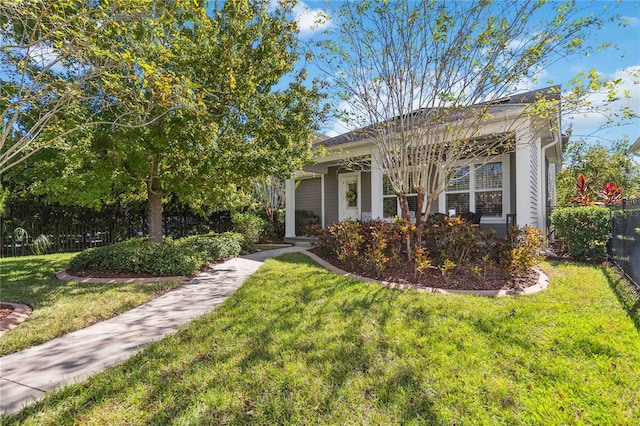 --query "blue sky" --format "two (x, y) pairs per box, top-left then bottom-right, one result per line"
(287, 0), (640, 146)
